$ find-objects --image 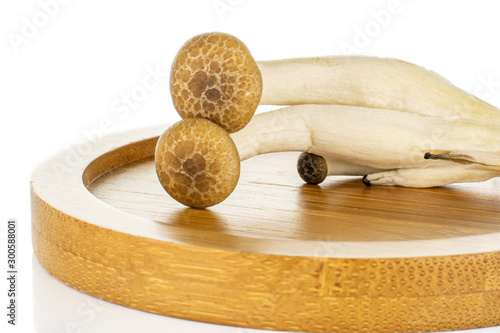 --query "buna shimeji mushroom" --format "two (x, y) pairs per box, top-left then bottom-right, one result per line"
(157, 33), (499, 206)
(156, 105), (500, 208)
(170, 32), (500, 131)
